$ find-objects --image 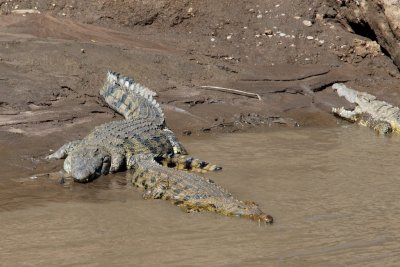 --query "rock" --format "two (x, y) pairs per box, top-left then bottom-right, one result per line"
(338, 38), (381, 63)
(264, 29), (273, 35)
(335, 0), (400, 69)
(302, 20), (313, 27)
